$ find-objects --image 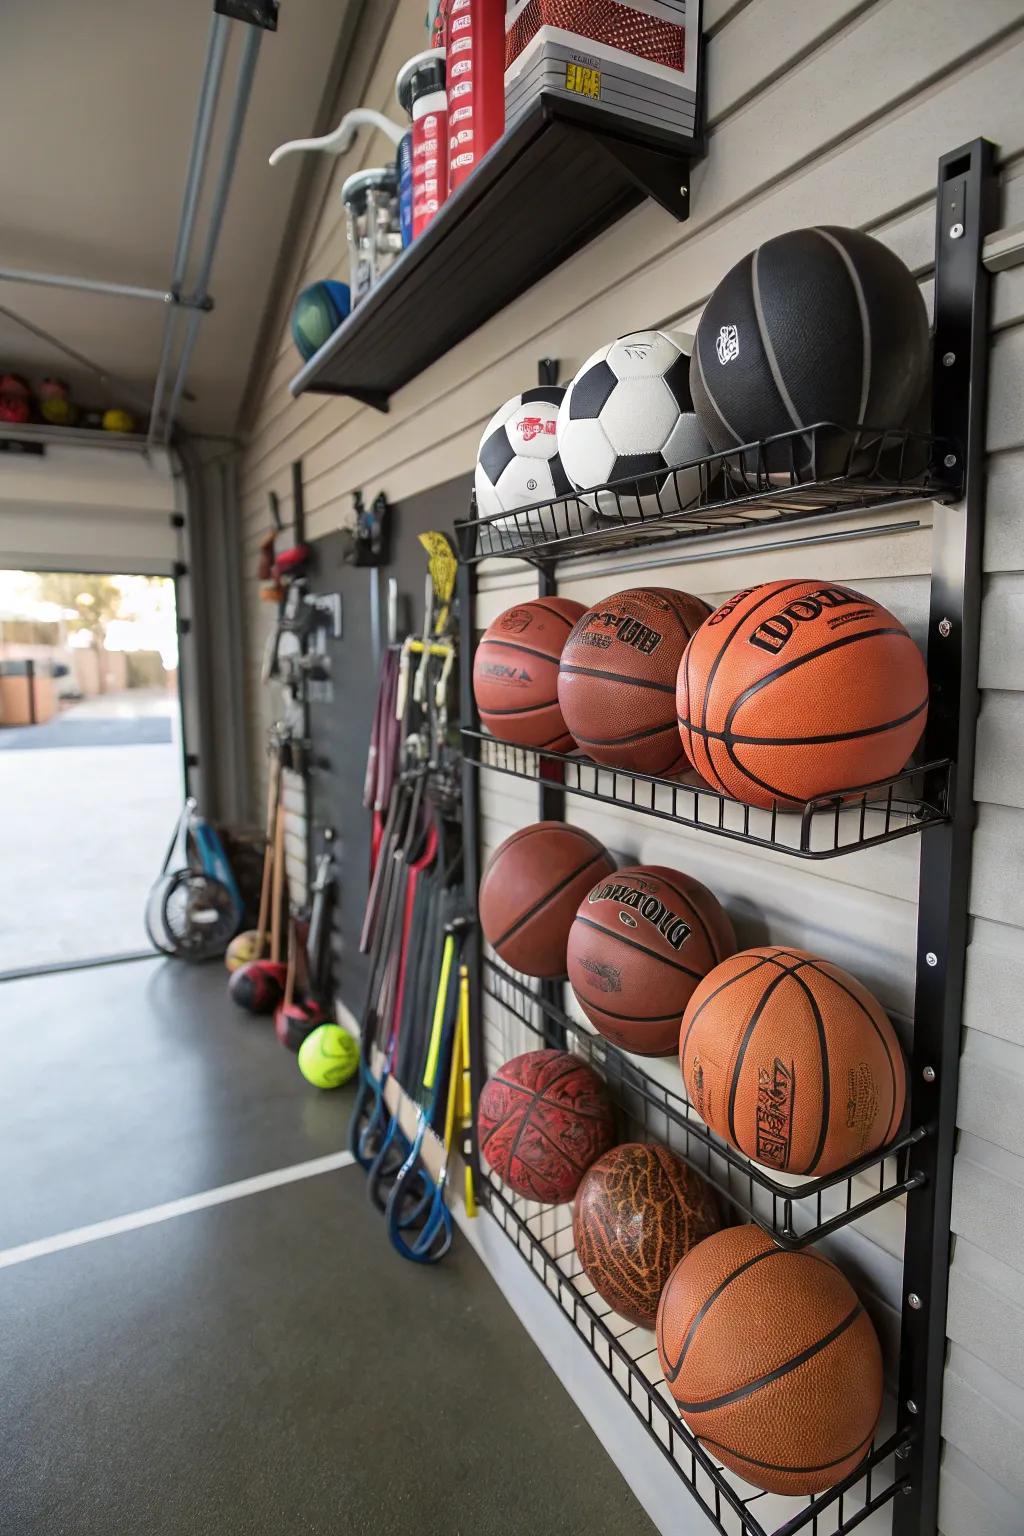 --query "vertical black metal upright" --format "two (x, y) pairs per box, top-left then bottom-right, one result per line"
(458, 558), (486, 1183)
(894, 137), (998, 1536)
